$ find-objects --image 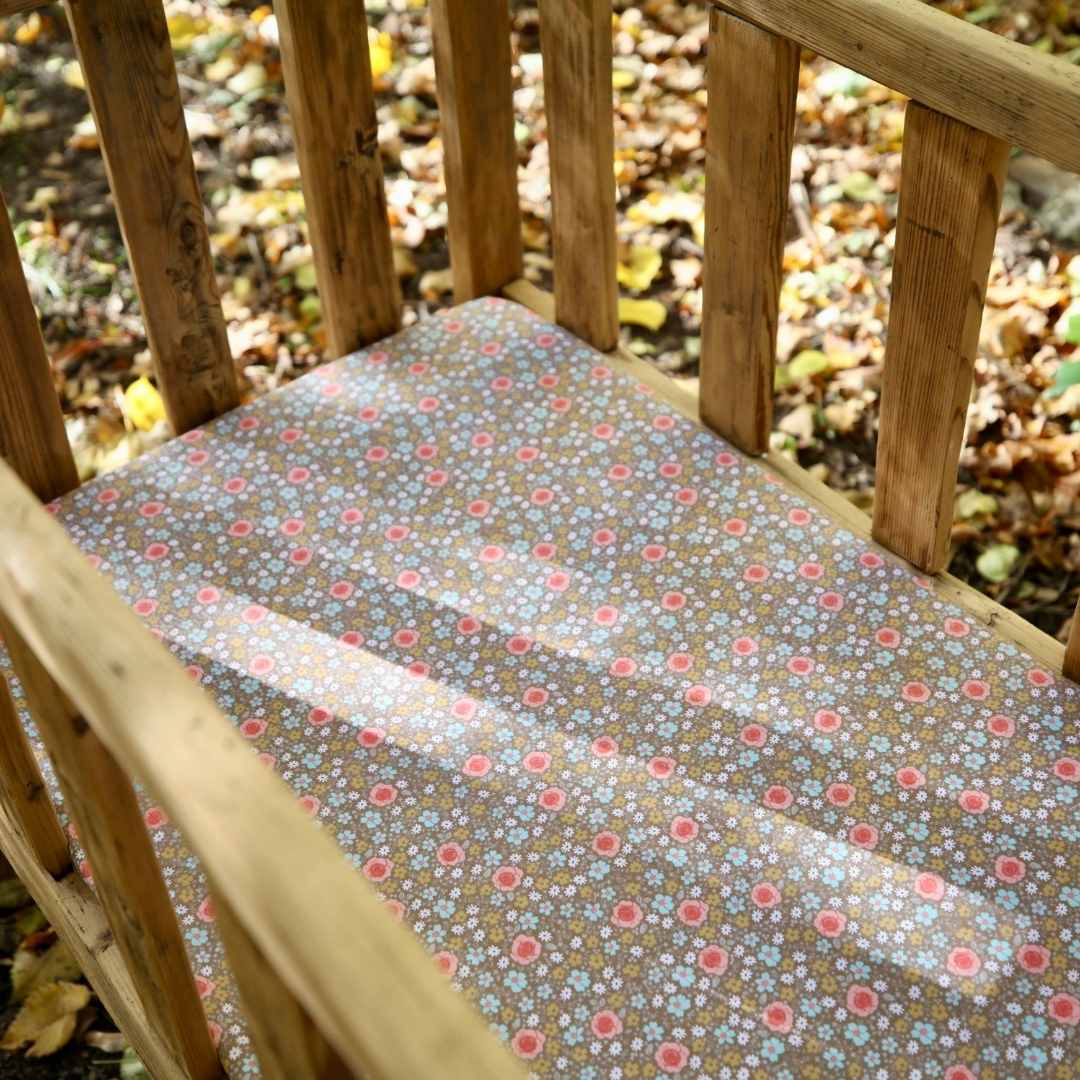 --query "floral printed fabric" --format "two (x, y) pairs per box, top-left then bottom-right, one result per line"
(4, 296), (1079, 1079)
